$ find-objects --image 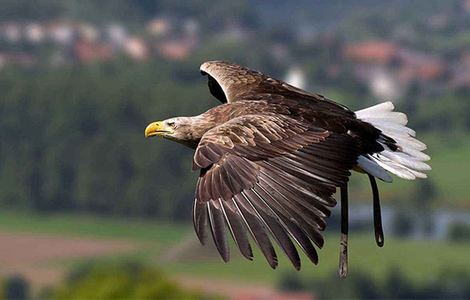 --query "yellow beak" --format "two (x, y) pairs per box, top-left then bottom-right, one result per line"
(145, 121), (167, 138)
